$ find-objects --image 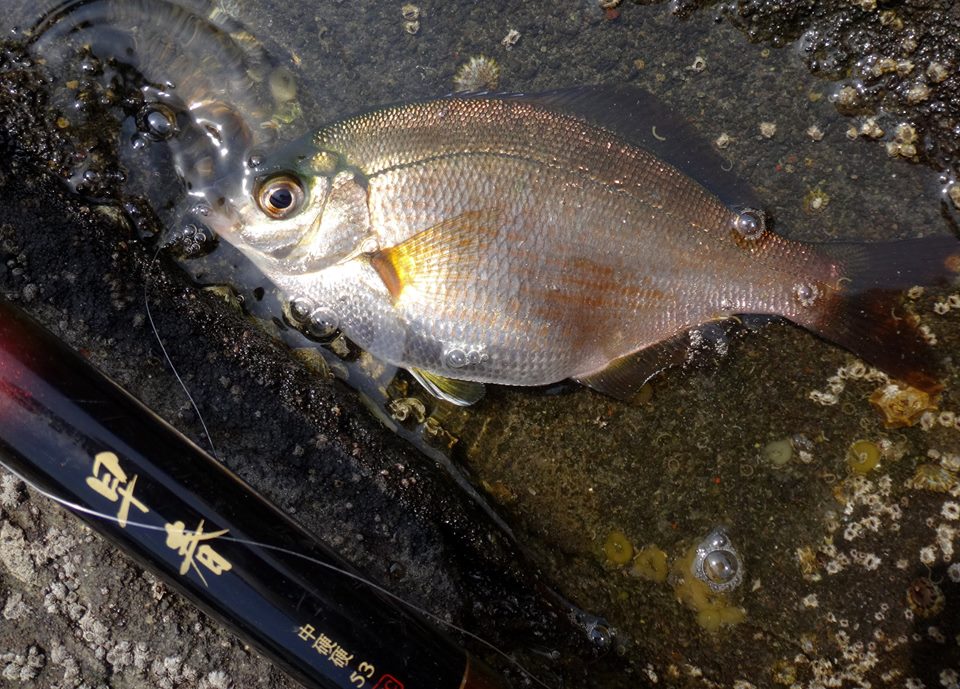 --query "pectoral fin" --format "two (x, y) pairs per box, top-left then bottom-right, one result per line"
(368, 210), (504, 300)
(409, 368), (486, 406)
